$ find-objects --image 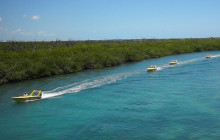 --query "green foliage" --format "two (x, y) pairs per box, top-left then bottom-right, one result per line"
(0, 38), (220, 85)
